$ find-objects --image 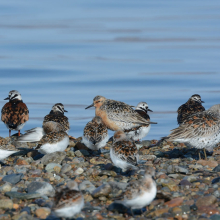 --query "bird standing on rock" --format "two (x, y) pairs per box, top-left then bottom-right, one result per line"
(1, 90), (29, 137)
